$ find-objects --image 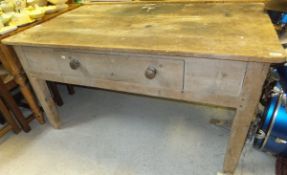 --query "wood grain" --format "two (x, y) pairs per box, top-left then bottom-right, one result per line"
(17, 46), (245, 108)
(134, 0), (268, 2)
(223, 62), (270, 174)
(28, 76), (61, 129)
(3, 3), (285, 63)
(7, 3), (282, 174)
(22, 47), (184, 91)
(184, 58), (247, 98)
